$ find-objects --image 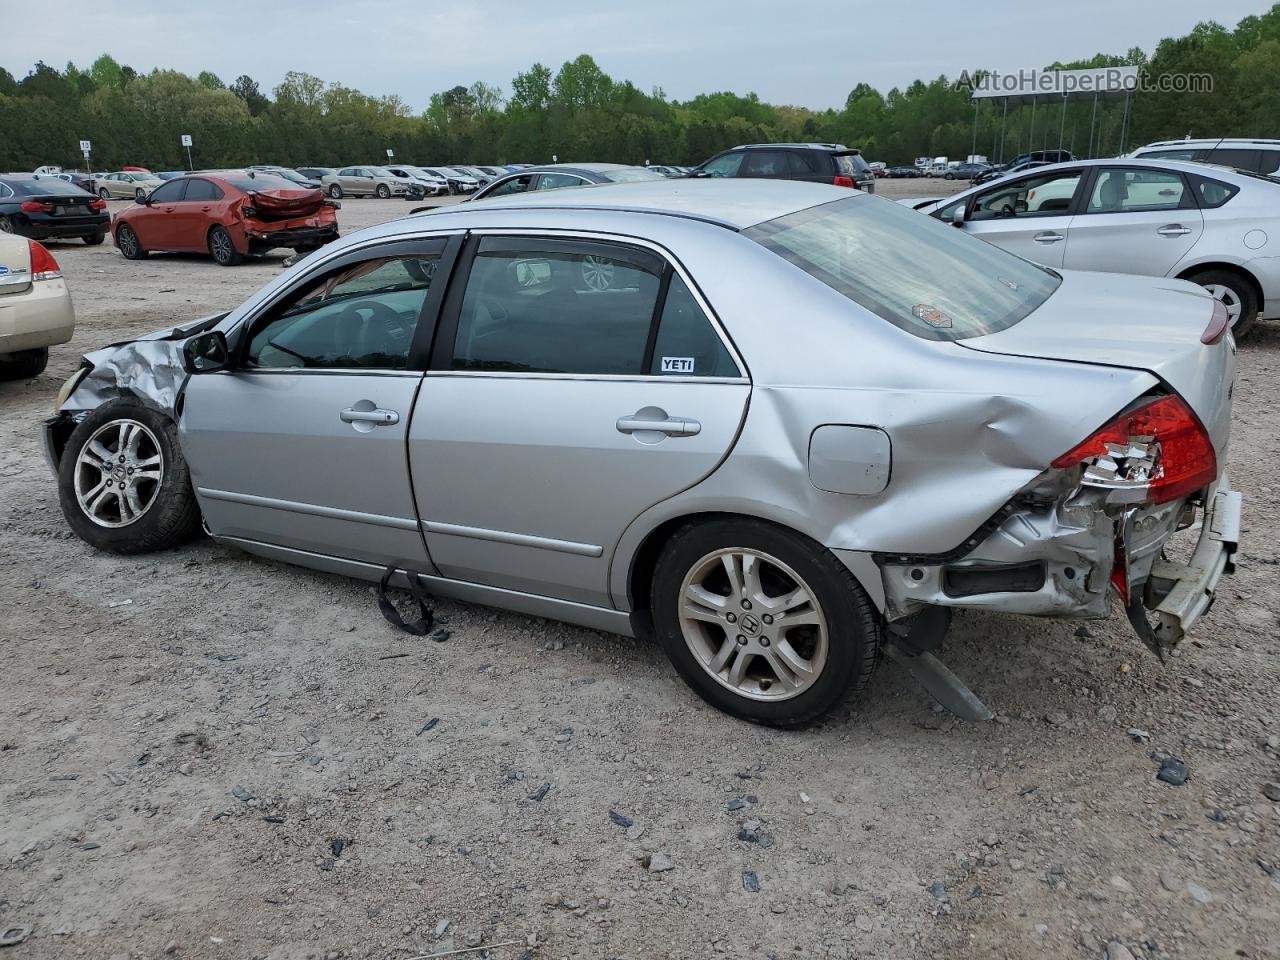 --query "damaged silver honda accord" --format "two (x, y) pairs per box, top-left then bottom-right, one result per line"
(44, 179), (1242, 727)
